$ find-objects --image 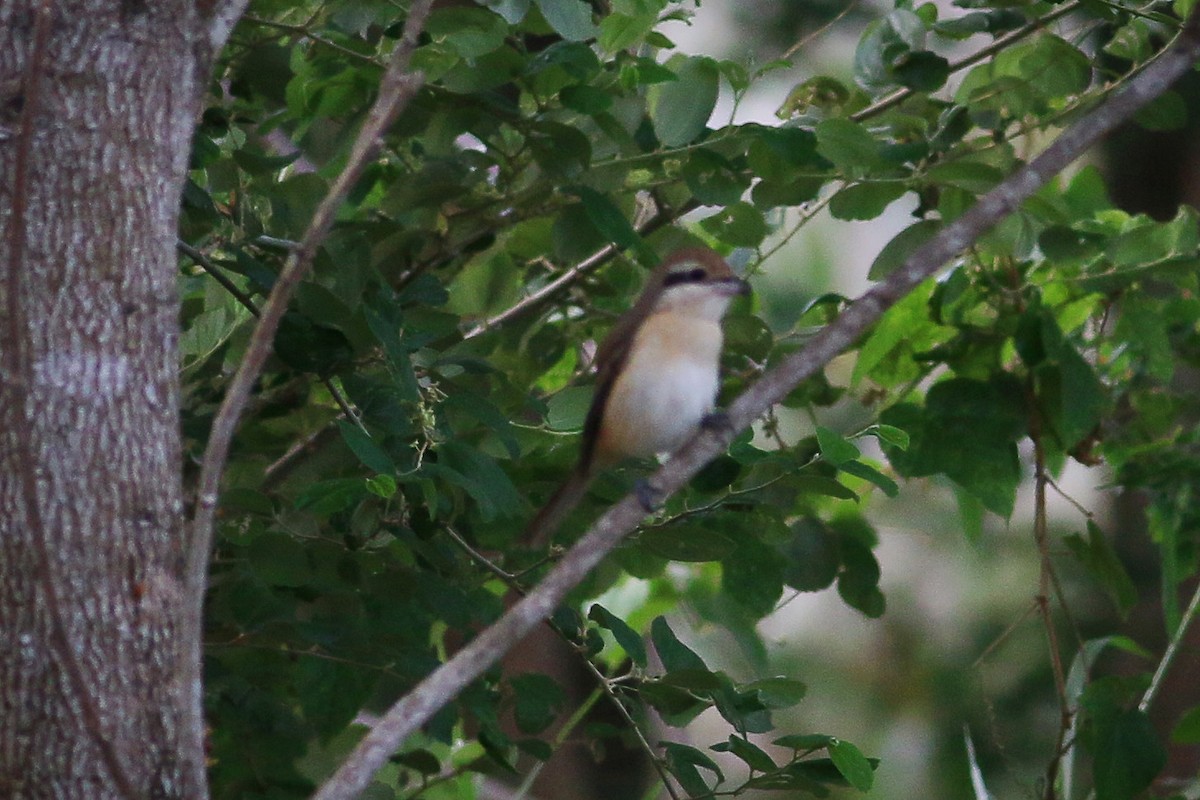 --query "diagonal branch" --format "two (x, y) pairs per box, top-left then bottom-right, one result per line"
(178, 0), (435, 791)
(310, 8), (1200, 798)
